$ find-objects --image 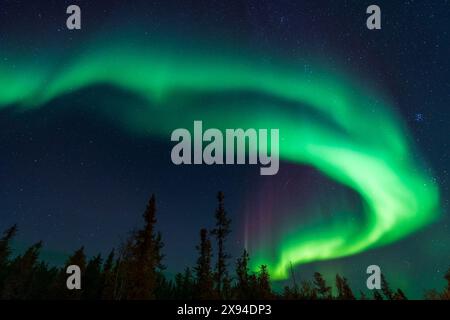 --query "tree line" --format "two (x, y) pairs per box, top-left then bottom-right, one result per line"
(0, 192), (449, 300)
